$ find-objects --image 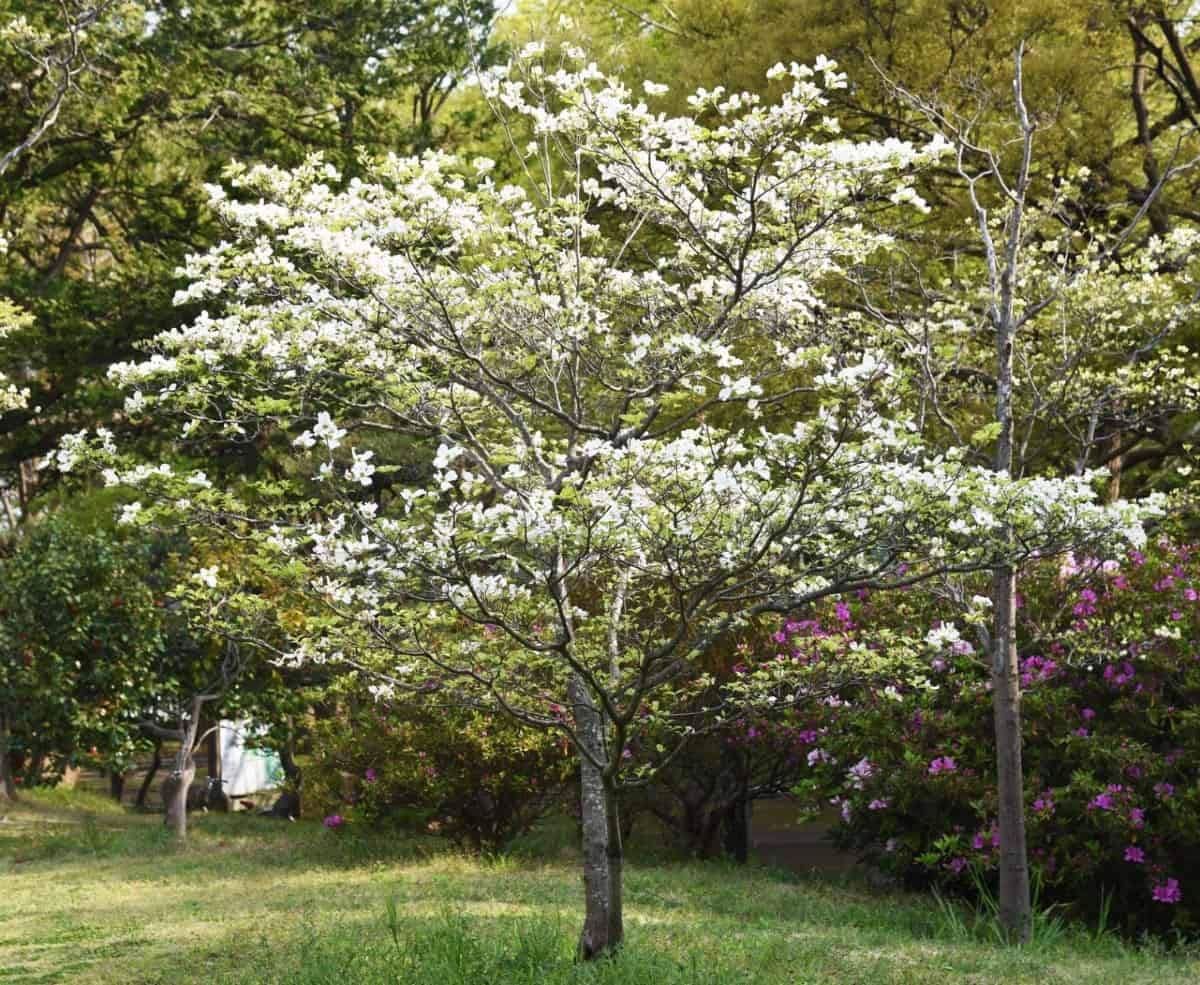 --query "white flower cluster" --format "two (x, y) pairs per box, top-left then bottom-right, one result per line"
(59, 48), (1162, 739)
